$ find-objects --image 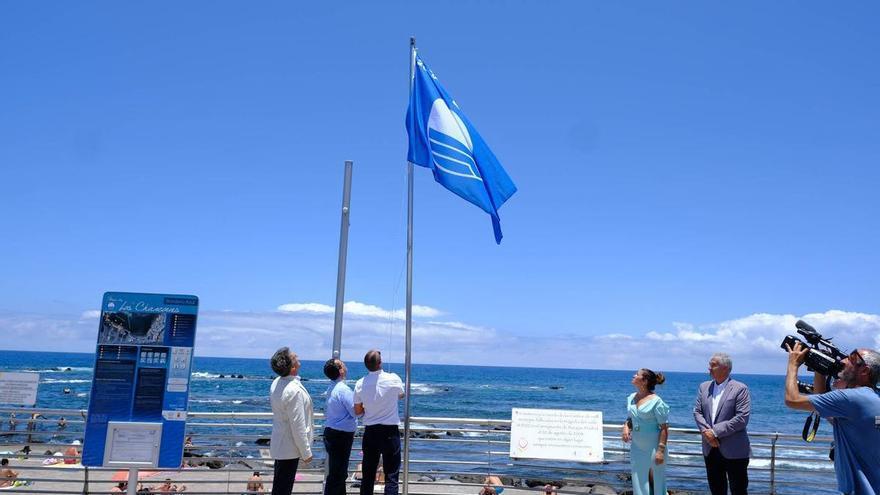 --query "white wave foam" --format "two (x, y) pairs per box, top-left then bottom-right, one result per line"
(76, 393), (88, 397)
(22, 366), (92, 373)
(751, 458), (833, 471)
(42, 379), (91, 384)
(410, 383), (445, 395)
(190, 399), (225, 404)
(232, 400), (244, 404)
(191, 372), (219, 379)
